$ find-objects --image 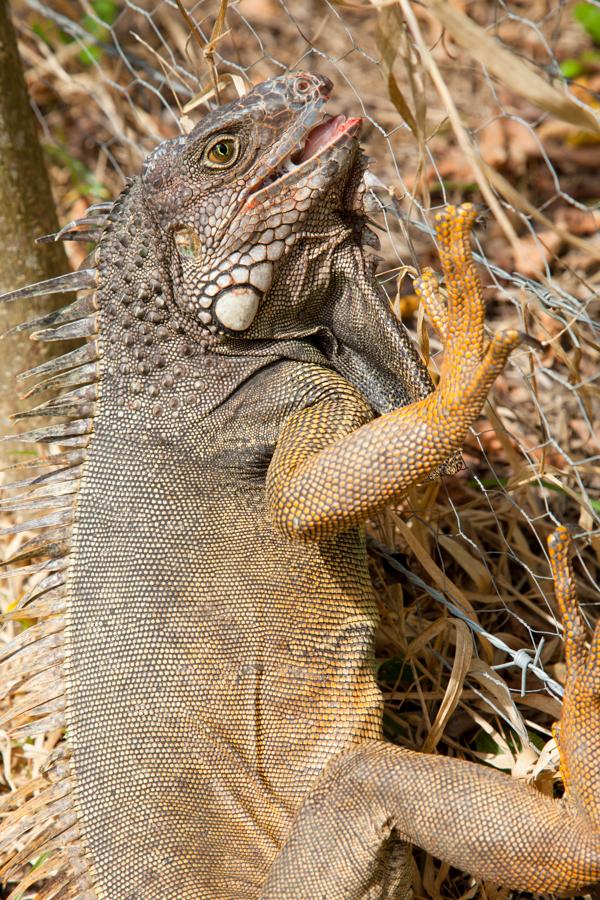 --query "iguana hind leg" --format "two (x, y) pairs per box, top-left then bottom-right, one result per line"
(261, 528), (600, 898)
(267, 203), (521, 539)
